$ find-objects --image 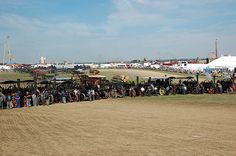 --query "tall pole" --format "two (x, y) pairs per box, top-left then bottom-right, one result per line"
(2, 39), (6, 65)
(7, 36), (11, 64)
(215, 39), (218, 59)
